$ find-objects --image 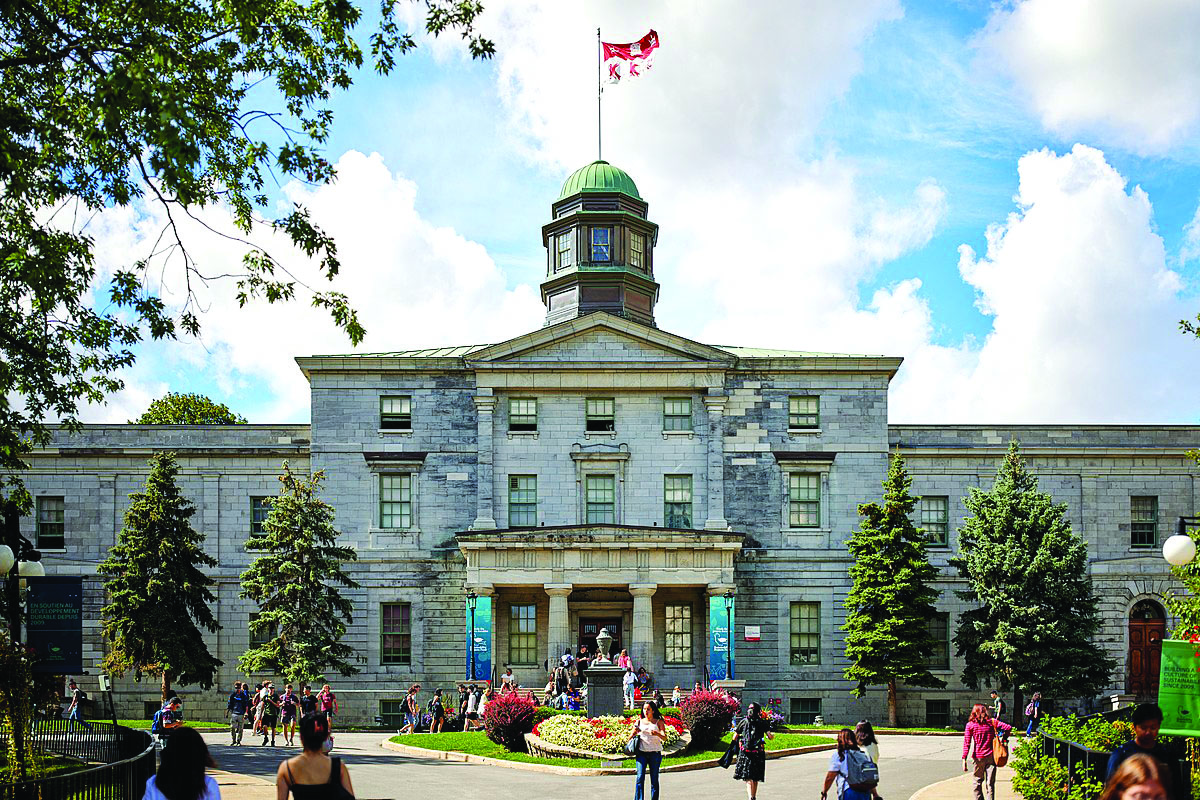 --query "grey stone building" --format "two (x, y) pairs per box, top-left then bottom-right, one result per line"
(11, 162), (1198, 726)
